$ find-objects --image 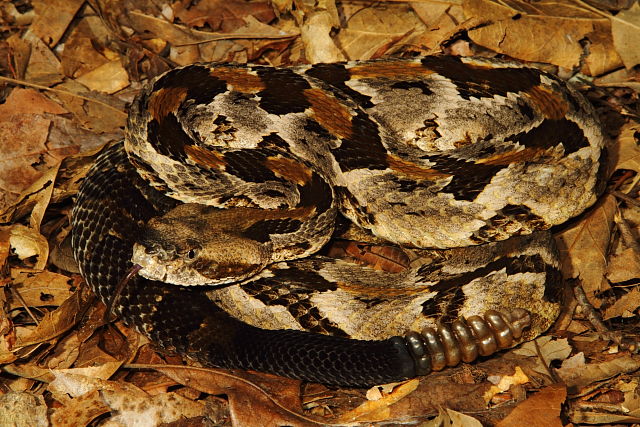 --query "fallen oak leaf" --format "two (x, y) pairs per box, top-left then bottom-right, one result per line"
(139, 363), (328, 426)
(337, 379), (419, 423)
(496, 383), (567, 427)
